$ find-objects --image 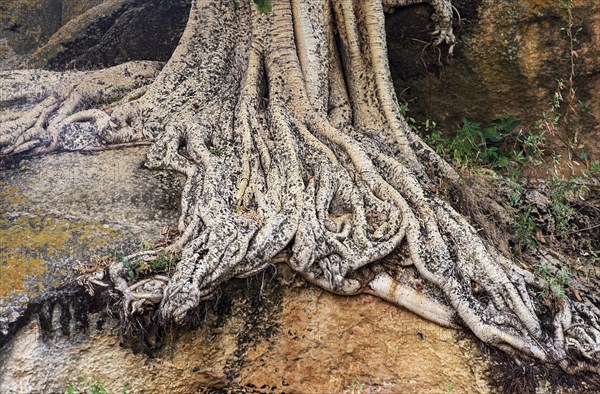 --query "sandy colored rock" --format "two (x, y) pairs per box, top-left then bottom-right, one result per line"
(388, 0), (600, 159)
(0, 265), (495, 393)
(0, 147), (183, 336)
(0, 0), (190, 70)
